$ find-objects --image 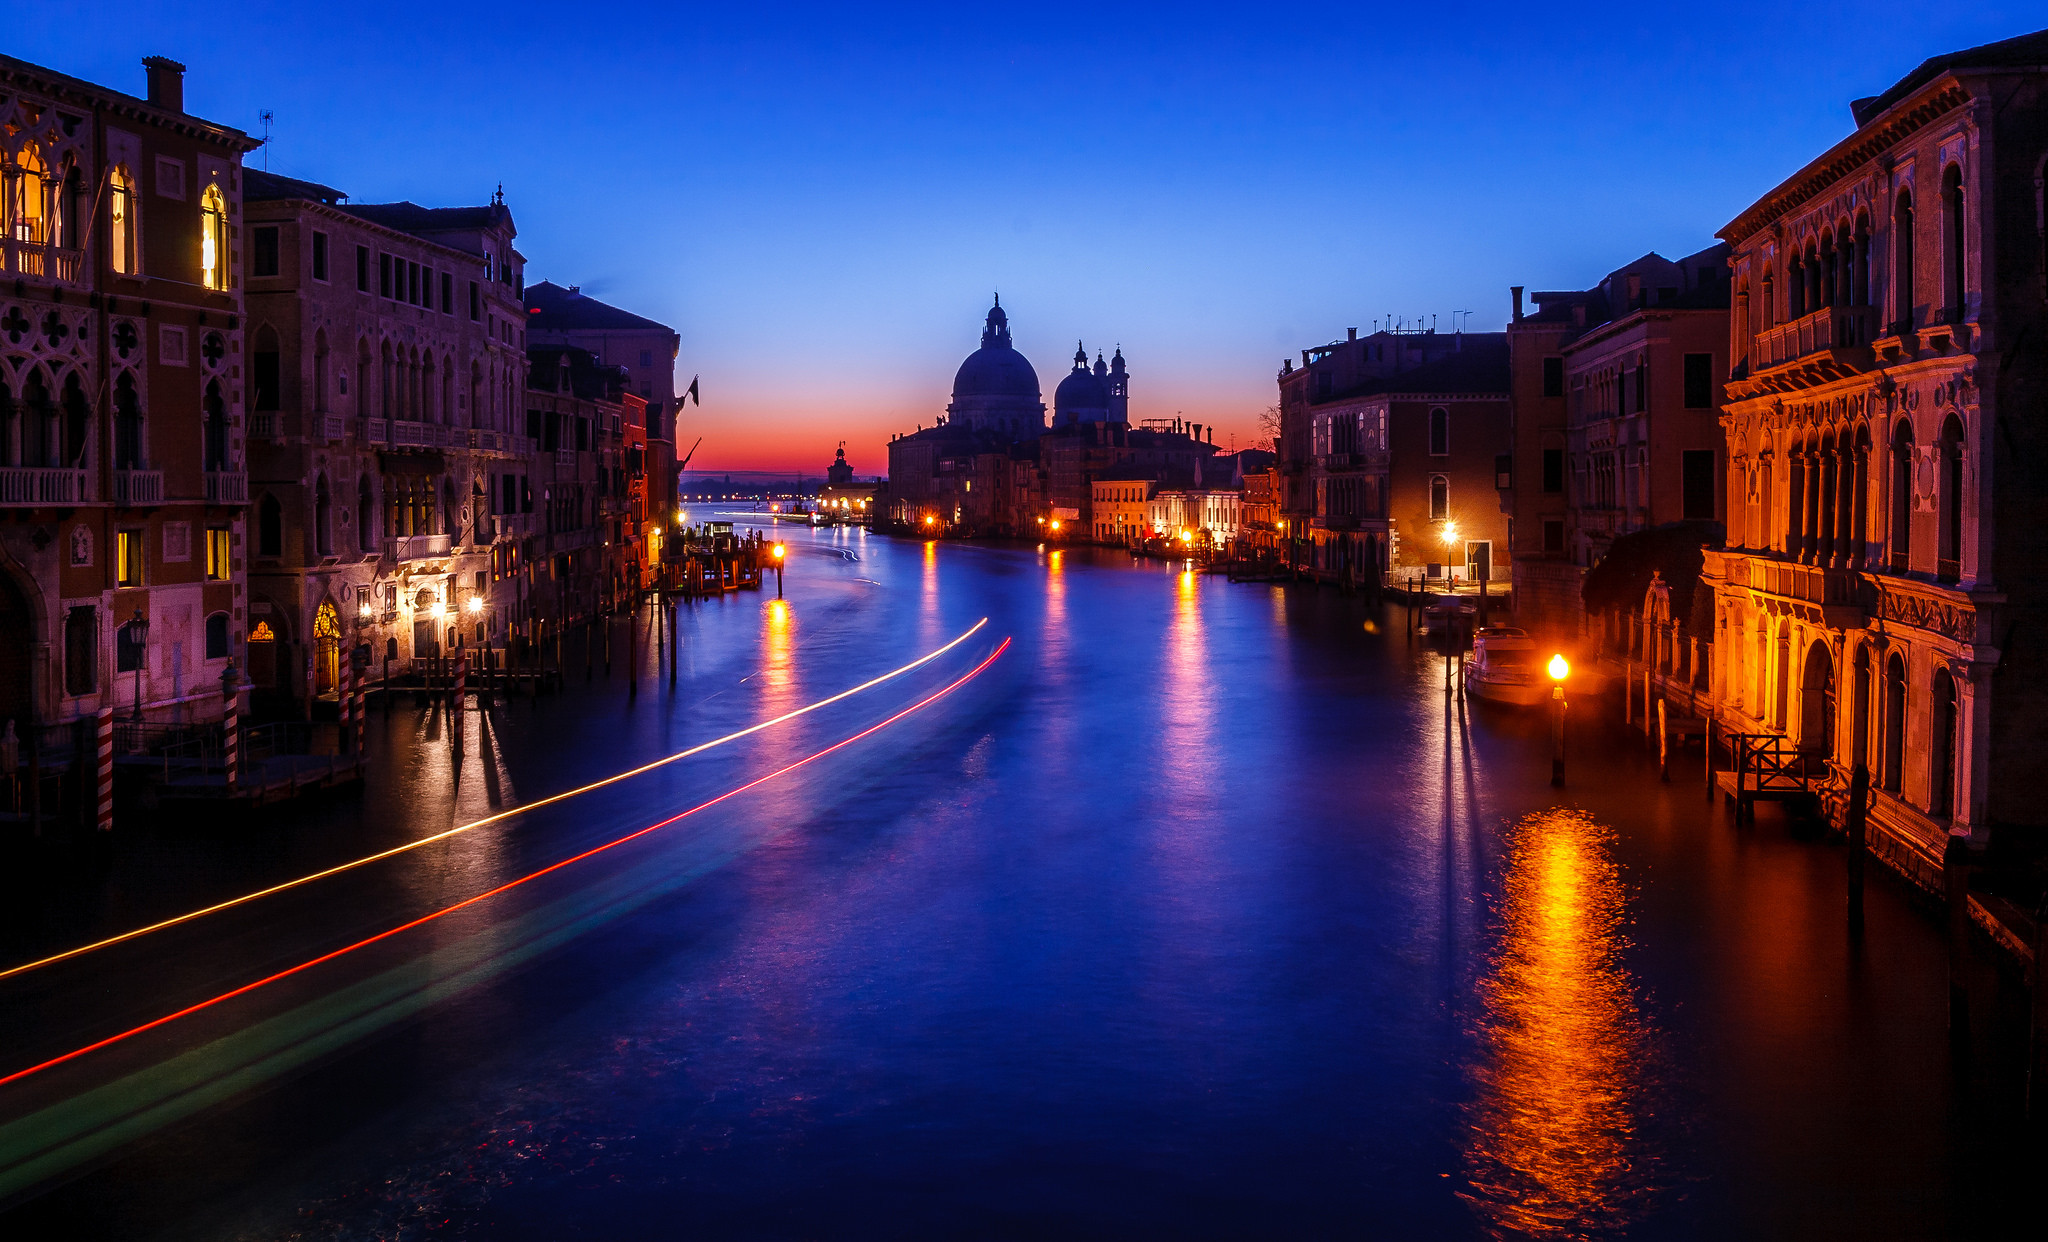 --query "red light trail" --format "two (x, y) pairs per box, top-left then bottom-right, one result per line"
(0, 618), (989, 984)
(0, 637), (1008, 1091)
